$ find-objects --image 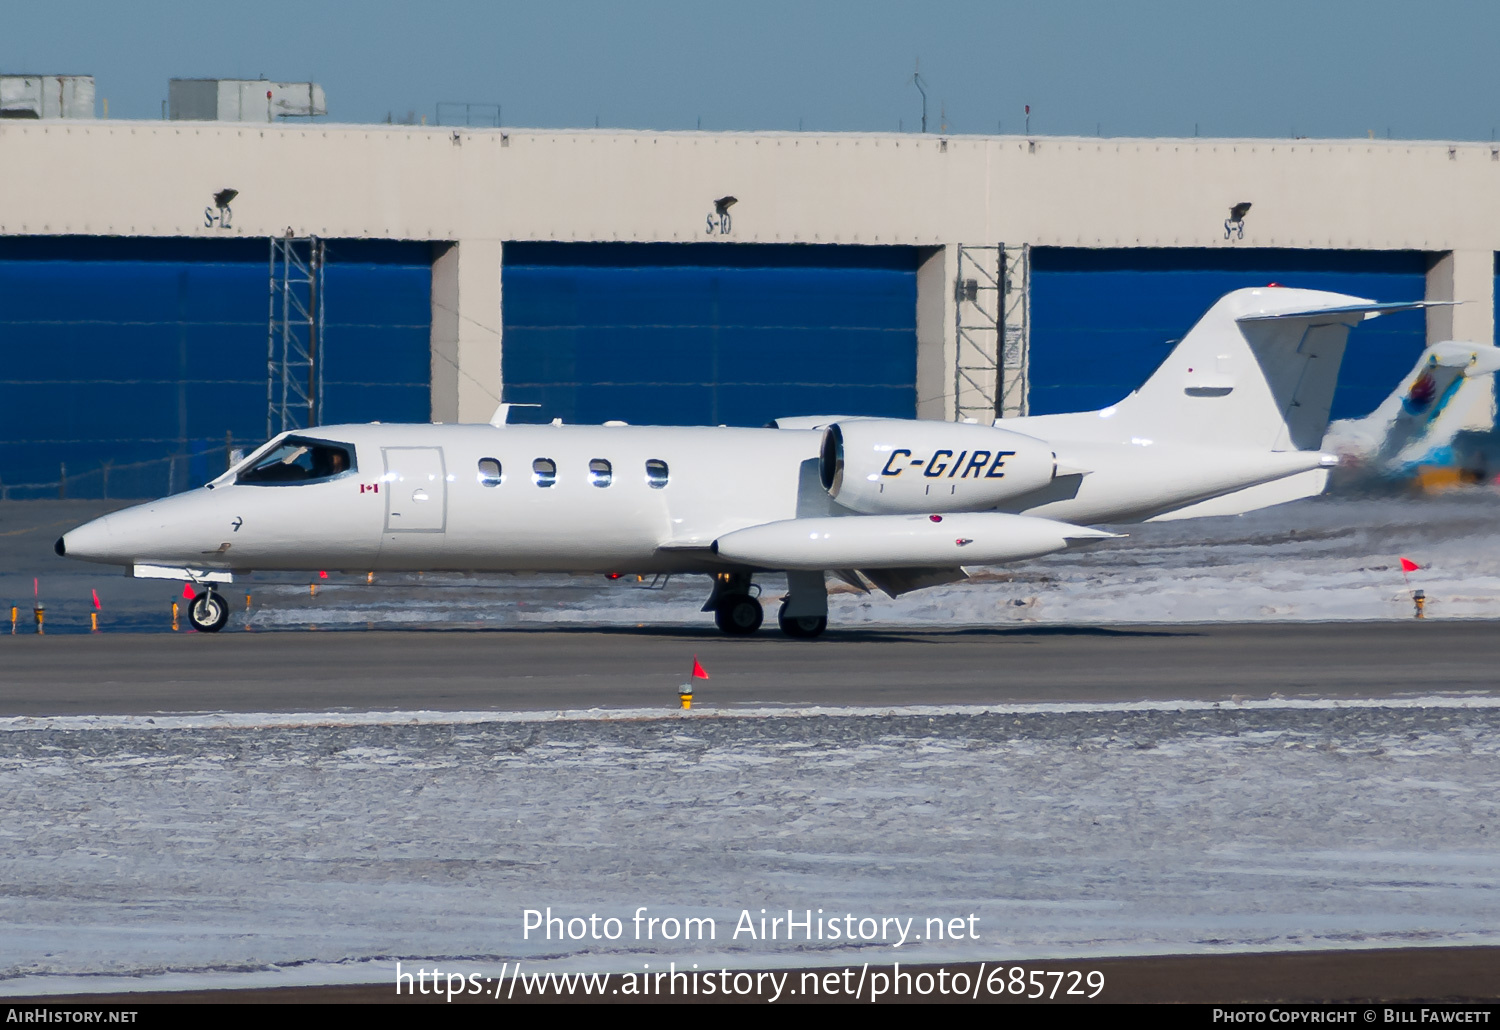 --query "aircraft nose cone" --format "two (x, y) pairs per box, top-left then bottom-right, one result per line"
(58, 512), (123, 565)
